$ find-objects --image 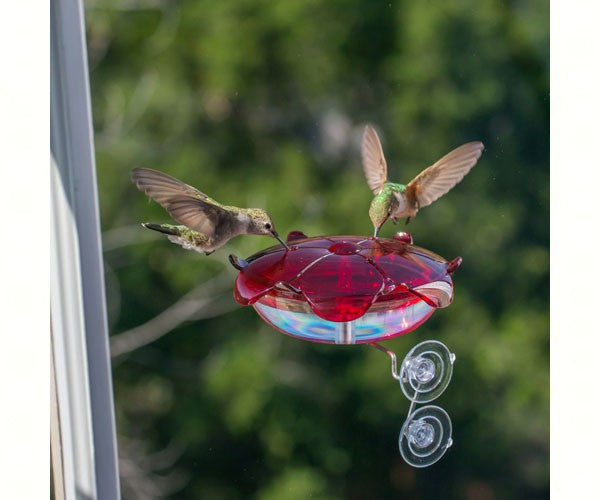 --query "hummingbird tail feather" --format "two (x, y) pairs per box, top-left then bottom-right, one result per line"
(143, 223), (213, 254)
(142, 222), (181, 236)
